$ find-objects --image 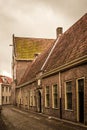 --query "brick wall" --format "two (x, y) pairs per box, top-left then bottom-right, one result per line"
(16, 61), (32, 85)
(16, 64), (87, 124)
(42, 74), (60, 118)
(61, 64), (87, 123)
